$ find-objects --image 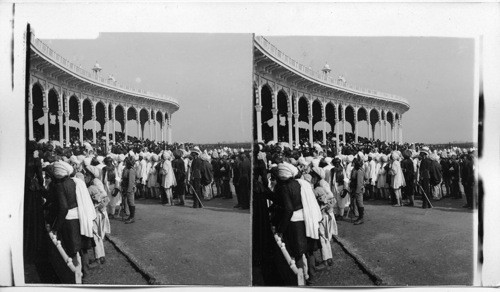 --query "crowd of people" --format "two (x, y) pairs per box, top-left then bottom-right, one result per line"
(253, 138), (476, 285)
(24, 136), (251, 280)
